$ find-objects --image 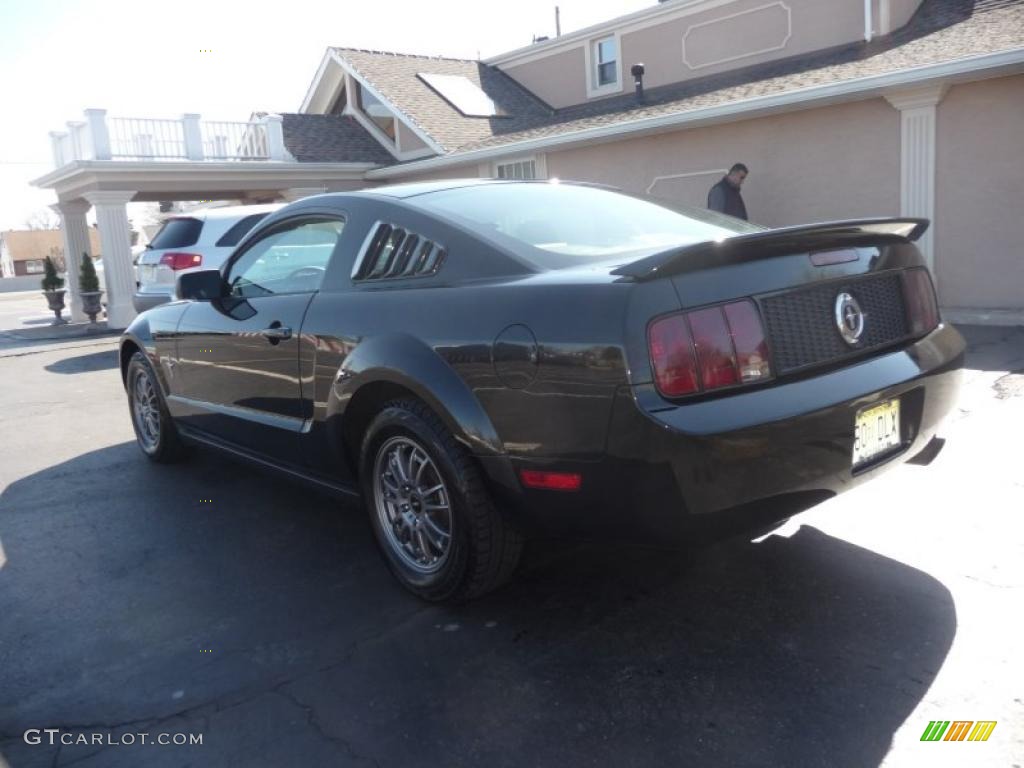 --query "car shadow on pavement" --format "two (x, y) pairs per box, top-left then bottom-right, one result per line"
(42, 349), (120, 375)
(0, 444), (955, 768)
